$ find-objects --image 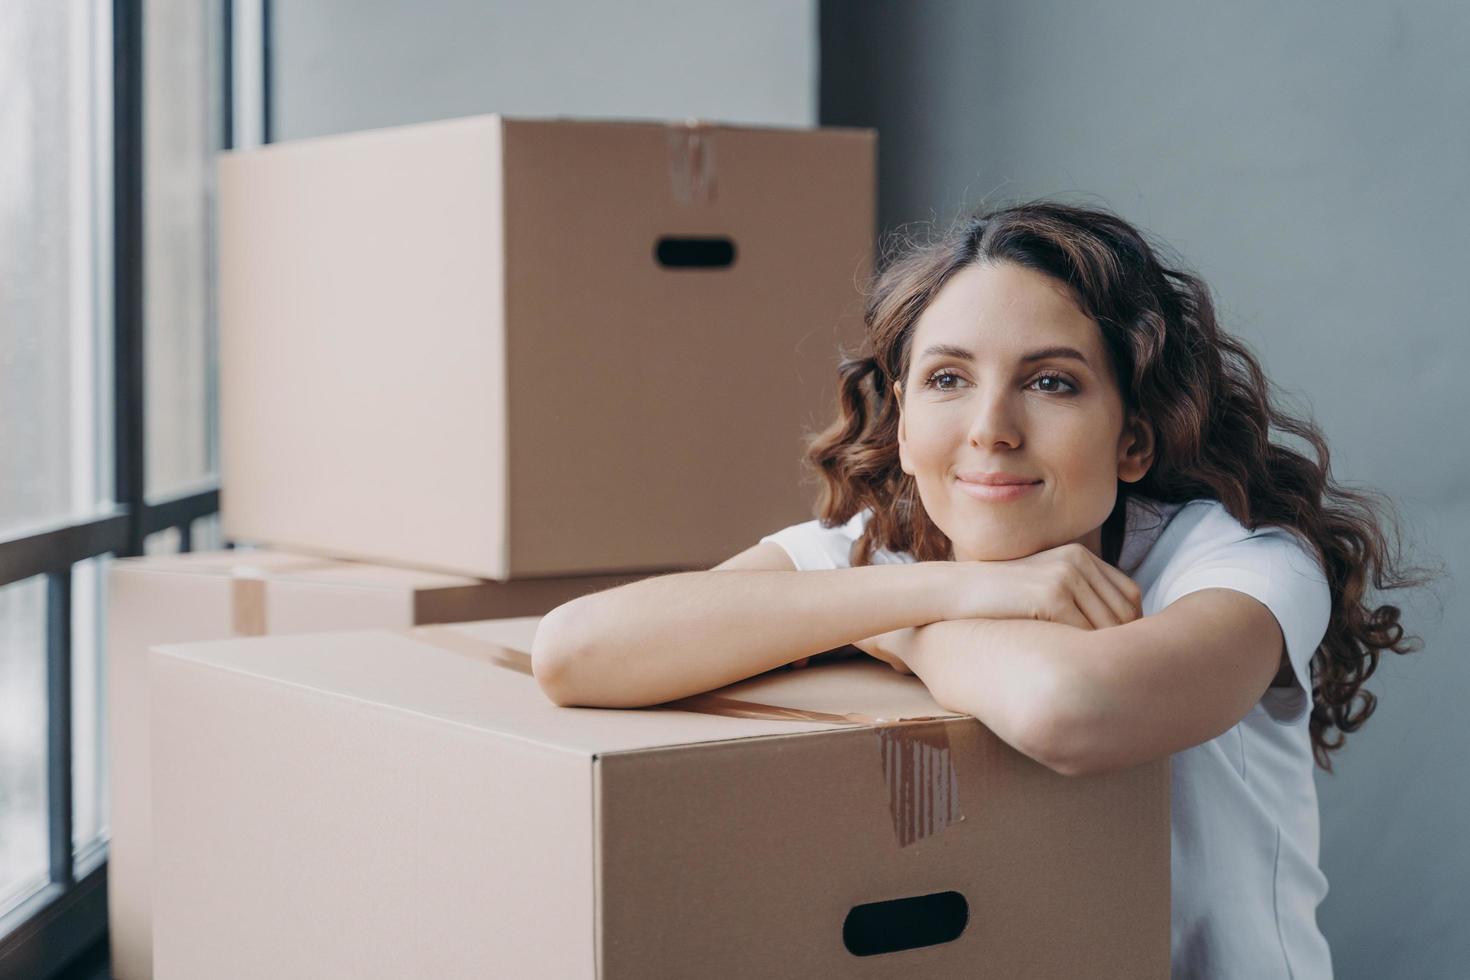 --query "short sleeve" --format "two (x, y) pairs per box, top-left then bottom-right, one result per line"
(758, 512), (865, 570)
(1158, 520), (1331, 724)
